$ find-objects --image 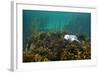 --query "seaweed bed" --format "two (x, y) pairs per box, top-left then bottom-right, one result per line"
(23, 32), (91, 62)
